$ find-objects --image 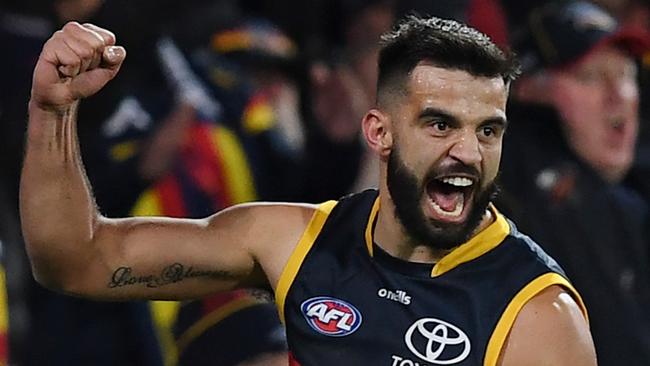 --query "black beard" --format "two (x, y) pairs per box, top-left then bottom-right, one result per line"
(386, 146), (498, 251)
